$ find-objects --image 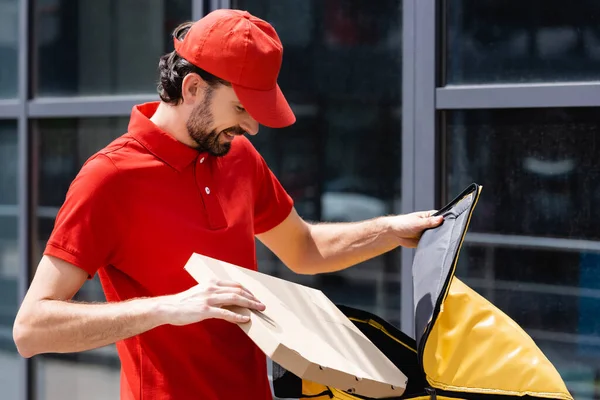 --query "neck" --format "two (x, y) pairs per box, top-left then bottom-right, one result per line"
(150, 102), (196, 148)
